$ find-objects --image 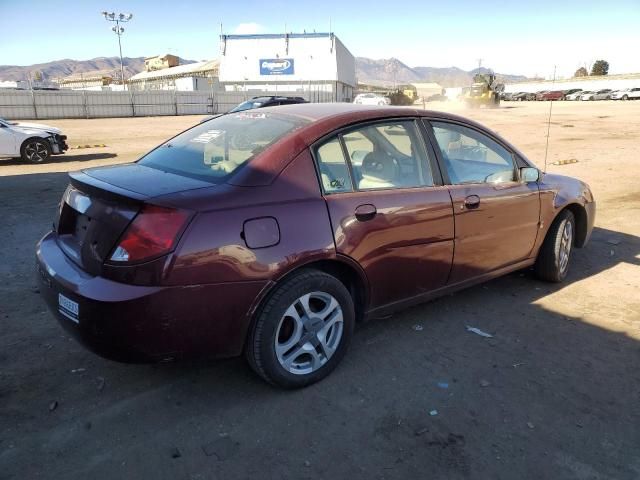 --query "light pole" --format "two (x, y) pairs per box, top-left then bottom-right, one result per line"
(101, 11), (133, 90)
